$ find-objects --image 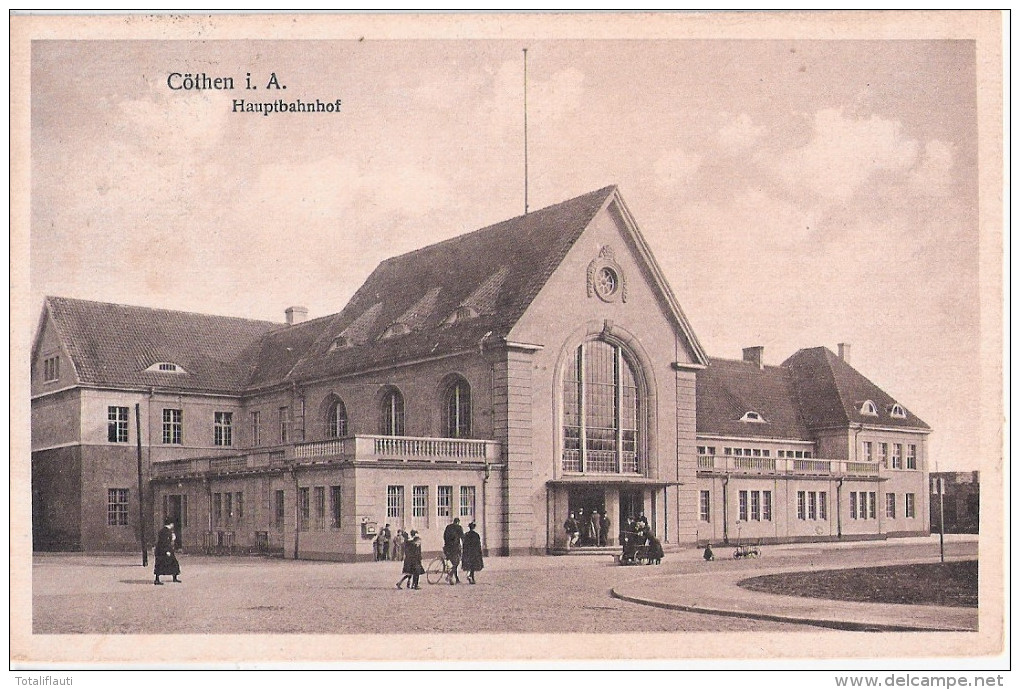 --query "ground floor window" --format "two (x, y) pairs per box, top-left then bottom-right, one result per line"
(437, 485), (453, 518)
(459, 486), (476, 519)
(738, 490), (748, 521)
(798, 491), (825, 521)
(107, 488), (129, 526)
(819, 491), (827, 520)
(330, 486), (342, 528)
(905, 493), (916, 518)
(699, 490), (710, 522)
(274, 490), (285, 530)
(213, 493), (223, 528)
(235, 492), (243, 521)
(298, 488), (310, 531)
(412, 486), (429, 527)
(797, 491), (806, 520)
(387, 485), (404, 520)
(314, 487), (326, 530)
(886, 493), (896, 519)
